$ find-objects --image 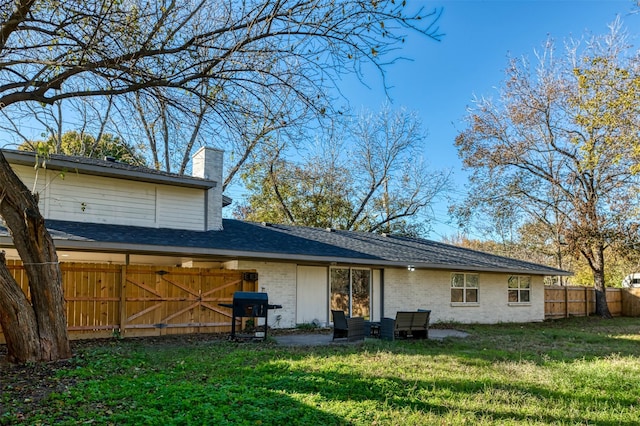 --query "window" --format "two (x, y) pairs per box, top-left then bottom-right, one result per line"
(351, 269), (371, 319)
(330, 268), (350, 313)
(451, 273), (478, 304)
(330, 268), (371, 319)
(508, 276), (531, 303)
